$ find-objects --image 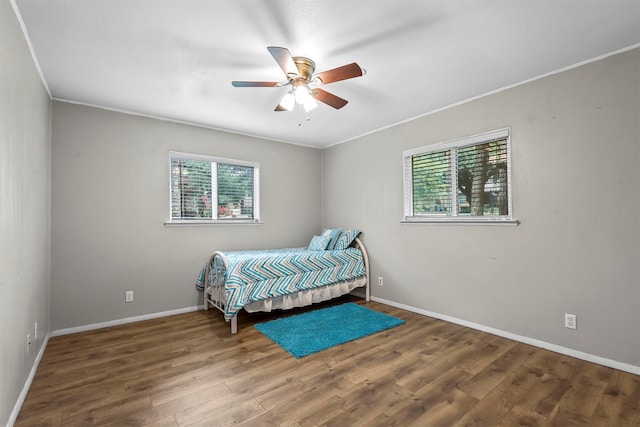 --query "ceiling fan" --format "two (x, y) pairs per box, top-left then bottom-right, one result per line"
(232, 46), (364, 112)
